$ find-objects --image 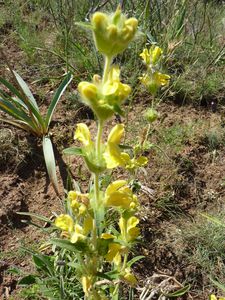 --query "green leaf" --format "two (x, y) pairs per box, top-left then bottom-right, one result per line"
(0, 97), (36, 128)
(127, 256), (145, 267)
(51, 238), (87, 252)
(165, 284), (190, 297)
(42, 136), (59, 195)
(63, 147), (84, 156)
(0, 77), (24, 100)
(45, 73), (73, 129)
(0, 77), (46, 134)
(118, 144), (133, 150)
(0, 117), (37, 134)
(13, 71), (39, 111)
(17, 212), (53, 223)
(18, 275), (37, 286)
(113, 104), (125, 116)
(33, 254), (54, 276)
